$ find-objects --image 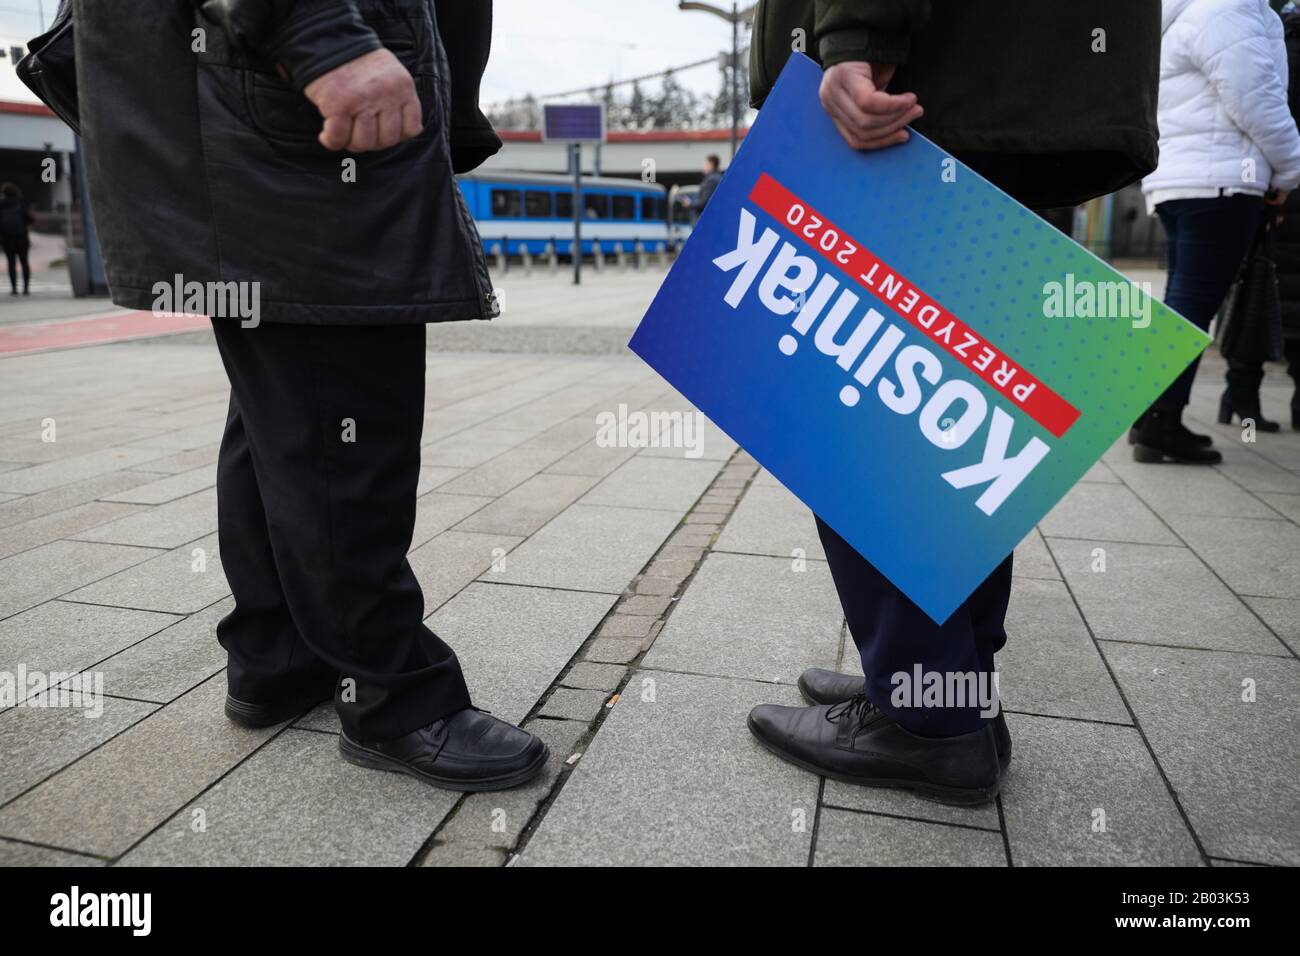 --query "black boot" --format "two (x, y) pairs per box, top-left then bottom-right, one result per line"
(1133, 407), (1223, 464)
(340, 707), (548, 792)
(1217, 390), (1280, 432)
(797, 667), (1011, 771)
(225, 676), (338, 728)
(748, 695), (1001, 805)
(1128, 411), (1211, 446)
